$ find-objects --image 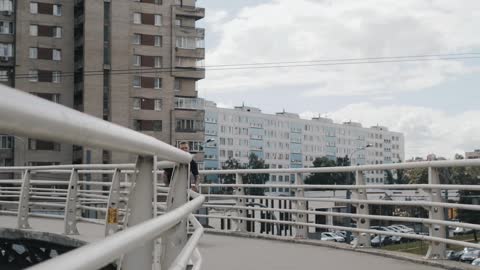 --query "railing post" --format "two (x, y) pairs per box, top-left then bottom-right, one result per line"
(105, 169), (121, 236)
(352, 170), (370, 247)
(425, 167), (446, 259)
(235, 173), (247, 232)
(161, 163), (189, 270)
(123, 156), (155, 270)
(64, 169), (79, 235)
(17, 169), (31, 229)
(293, 173), (307, 239)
